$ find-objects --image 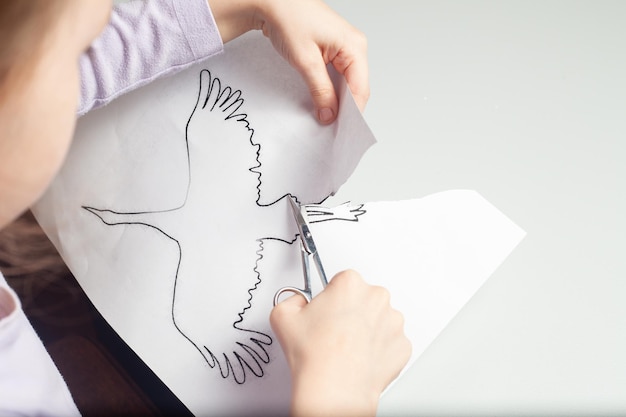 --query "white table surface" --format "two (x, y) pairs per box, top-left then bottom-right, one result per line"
(324, 1), (626, 415)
